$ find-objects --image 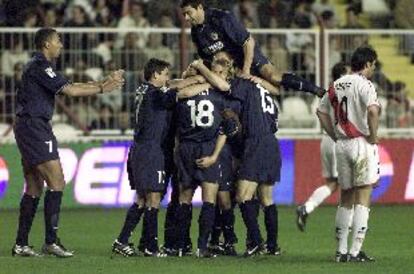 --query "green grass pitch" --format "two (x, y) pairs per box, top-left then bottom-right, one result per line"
(0, 206), (413, 274)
